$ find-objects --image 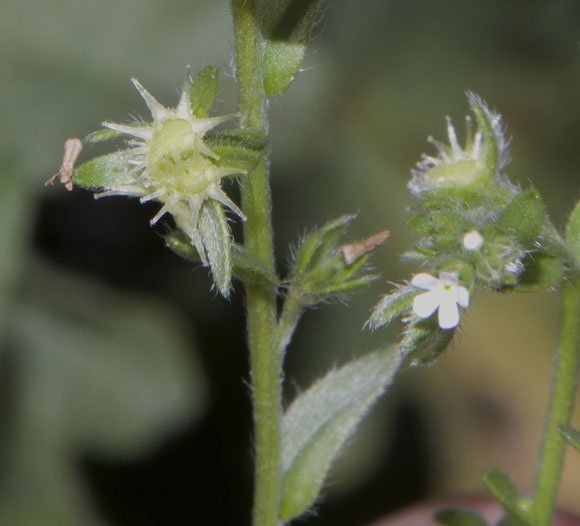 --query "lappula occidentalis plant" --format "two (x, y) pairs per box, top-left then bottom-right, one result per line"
(45, 2), (580, 526)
